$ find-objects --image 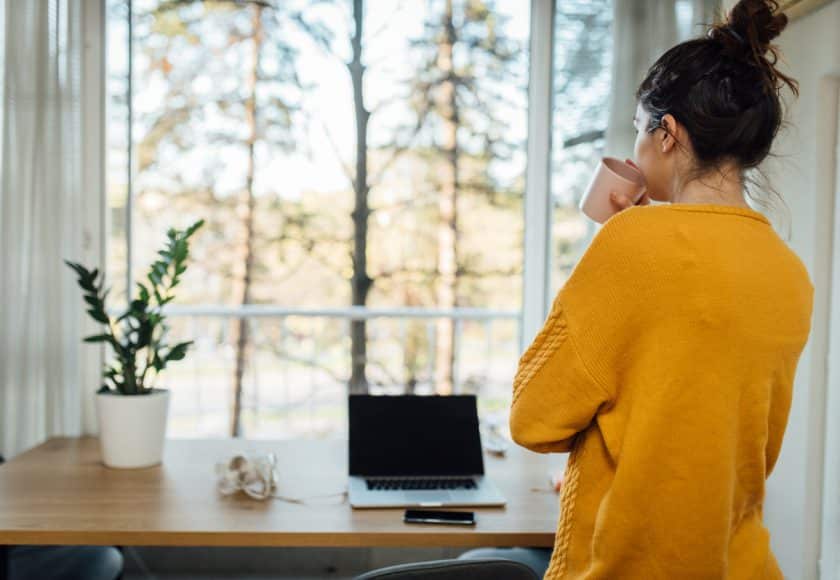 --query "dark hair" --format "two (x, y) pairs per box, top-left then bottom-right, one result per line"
(636, 0), (798, 180)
